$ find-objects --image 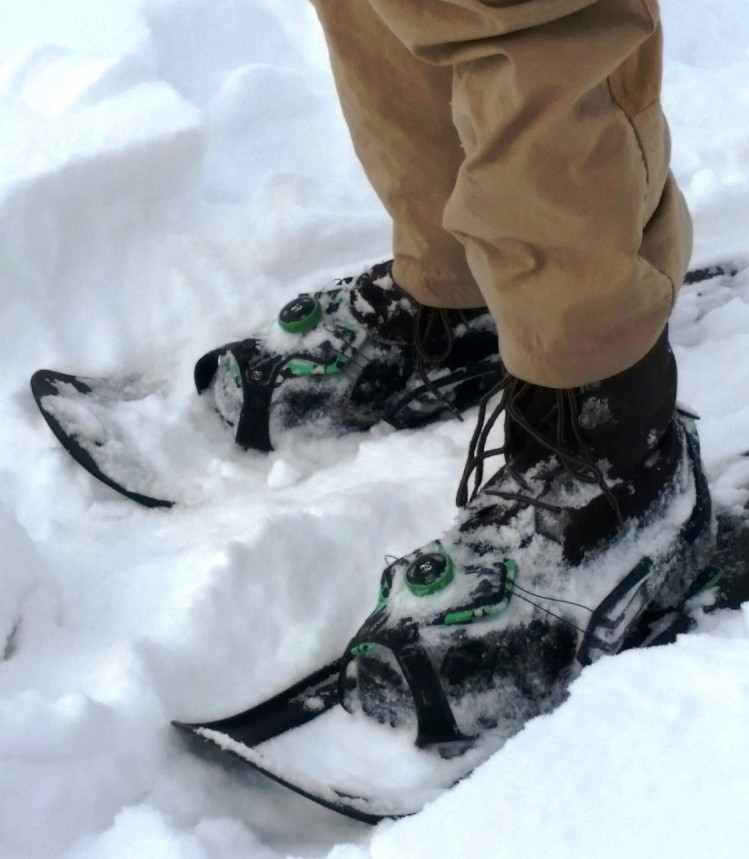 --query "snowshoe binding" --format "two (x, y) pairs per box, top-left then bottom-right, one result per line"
(194, 261), (501, 450)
